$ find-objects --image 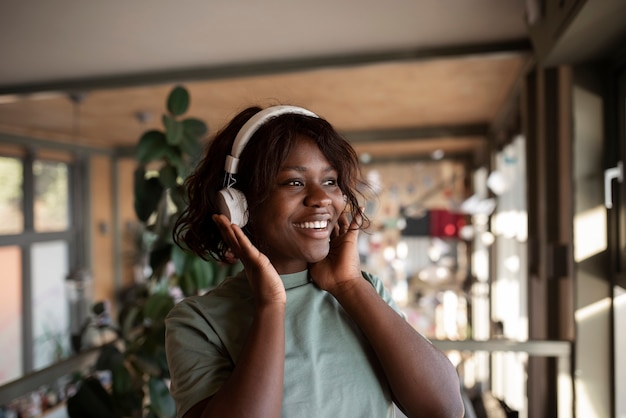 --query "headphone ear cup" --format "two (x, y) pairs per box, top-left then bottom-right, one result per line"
(217, 188), (249, 227)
